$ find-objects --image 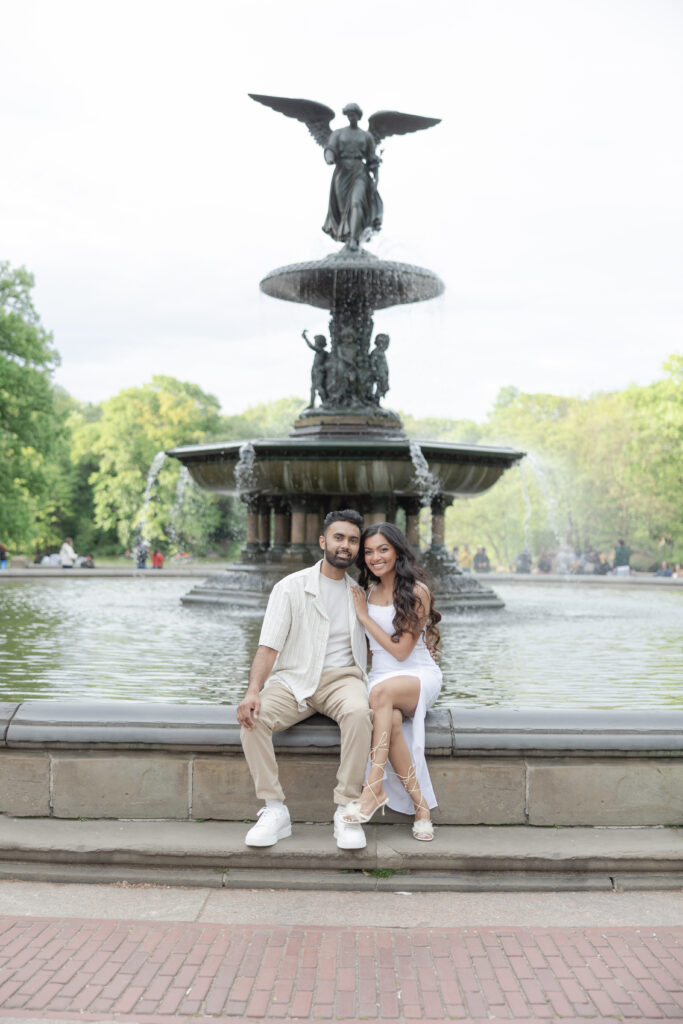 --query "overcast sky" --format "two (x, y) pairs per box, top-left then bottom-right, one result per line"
(2, 0), (682, 421)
